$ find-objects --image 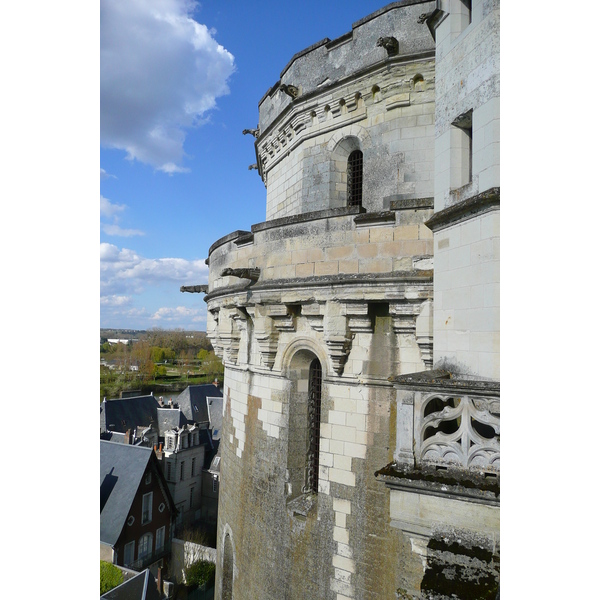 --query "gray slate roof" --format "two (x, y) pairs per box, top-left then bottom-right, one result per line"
(175, 384), (222, 425)
(101, 395), (160, 434)
(101, 568), (162, 600)
(100, 441), (153, 547)
(156, 407), (187, 437)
